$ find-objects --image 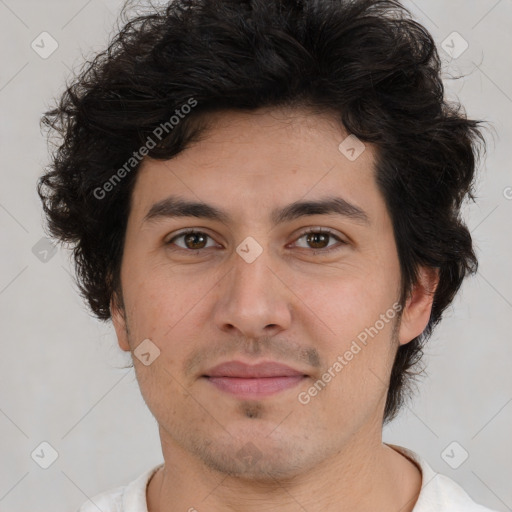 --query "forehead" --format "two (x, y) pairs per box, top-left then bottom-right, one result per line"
(128, 107), (383, 228)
